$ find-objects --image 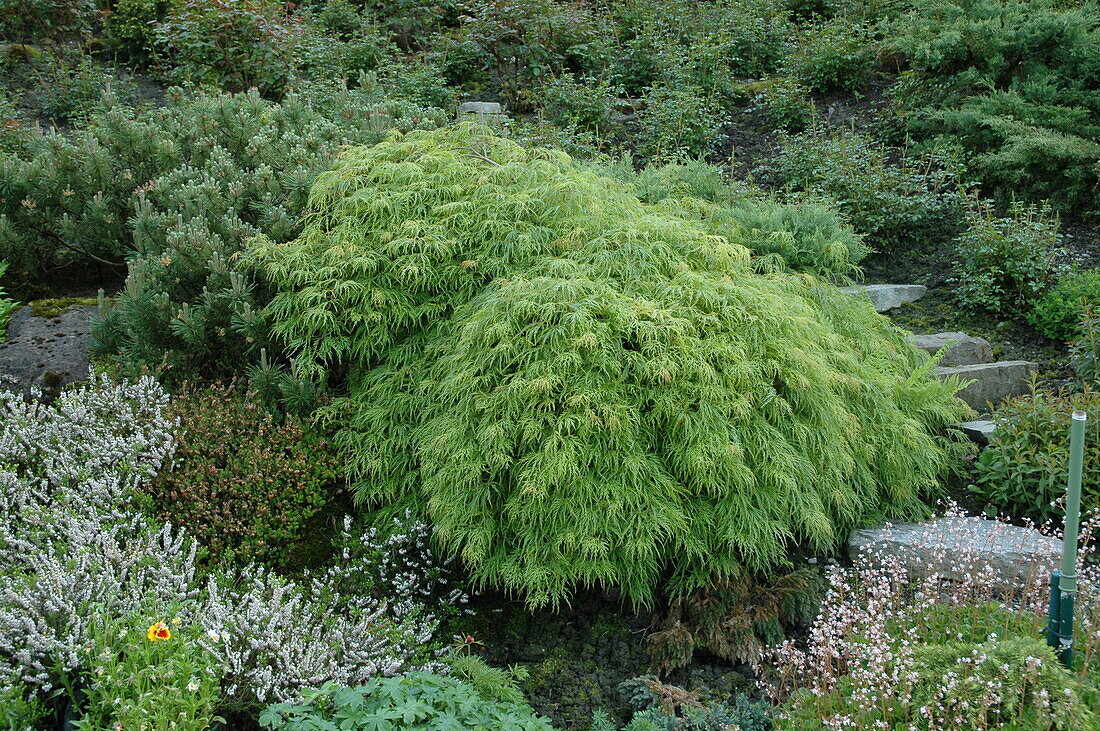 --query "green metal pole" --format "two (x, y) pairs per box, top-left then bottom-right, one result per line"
(1054, 409), (1087, 668)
